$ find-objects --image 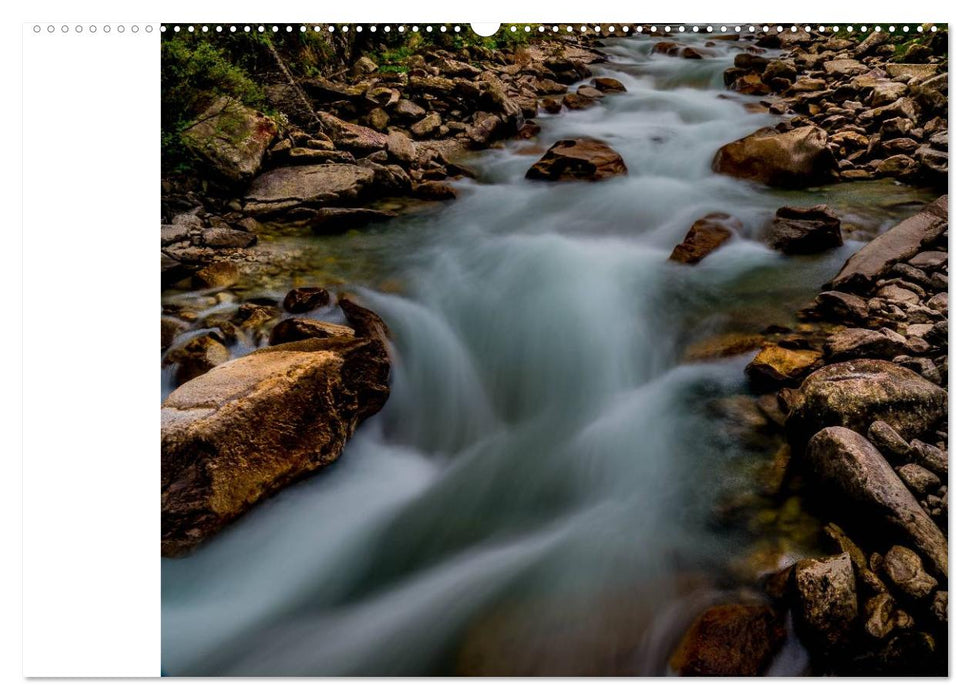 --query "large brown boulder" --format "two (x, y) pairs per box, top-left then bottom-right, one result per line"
(712, 125), (839, 187)
(181, 97), (278, 183)
(787, 359), (947, 443)
(830, 196), (948, 292)
(806, 427), (948, 577)
(525, 138), (628, 182)
(763, 205), (843, 255)
(243, 163), (377, 217)
(669, 213), (741, 264)
(161, 299), (391, 557)
(669, 603), (786, 676)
